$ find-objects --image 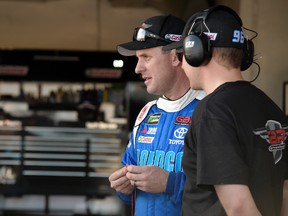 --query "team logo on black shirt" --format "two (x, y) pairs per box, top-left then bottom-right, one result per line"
(253, 120), (288, 164)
